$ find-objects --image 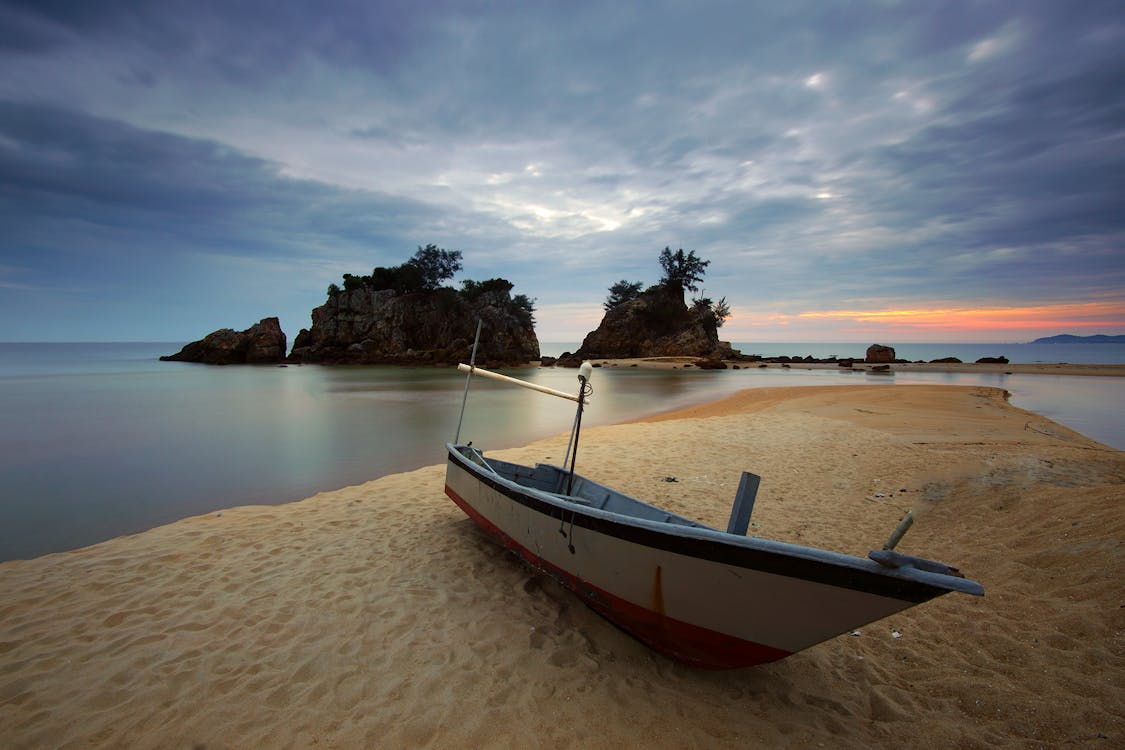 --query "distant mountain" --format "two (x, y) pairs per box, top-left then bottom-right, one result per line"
(1031, 334), (1125, 344)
